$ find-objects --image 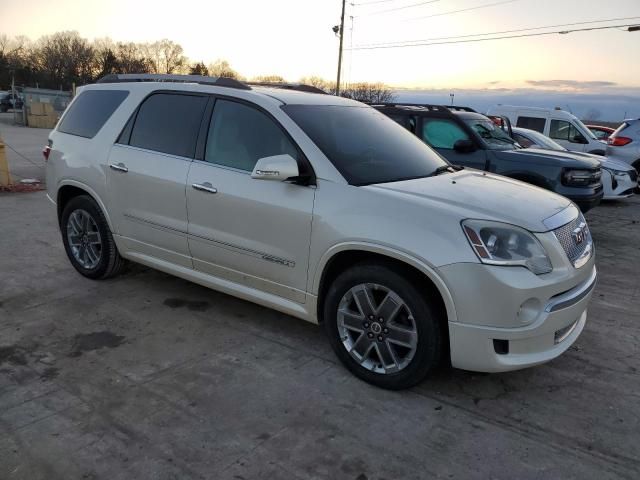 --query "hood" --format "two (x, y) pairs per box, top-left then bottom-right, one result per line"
(369, 169), (571, 232)
(599, 156), (635, 172)
(494, 148), (601, 168)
